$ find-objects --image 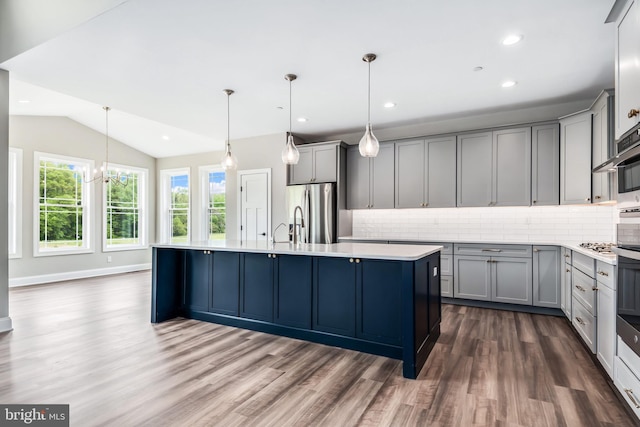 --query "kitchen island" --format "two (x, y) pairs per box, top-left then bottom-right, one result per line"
(151, 241), (441, 379)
